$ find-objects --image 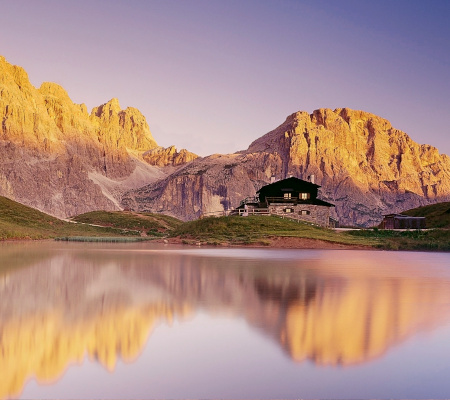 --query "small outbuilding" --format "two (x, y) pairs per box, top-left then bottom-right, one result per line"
(381, 214), (426, 230)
